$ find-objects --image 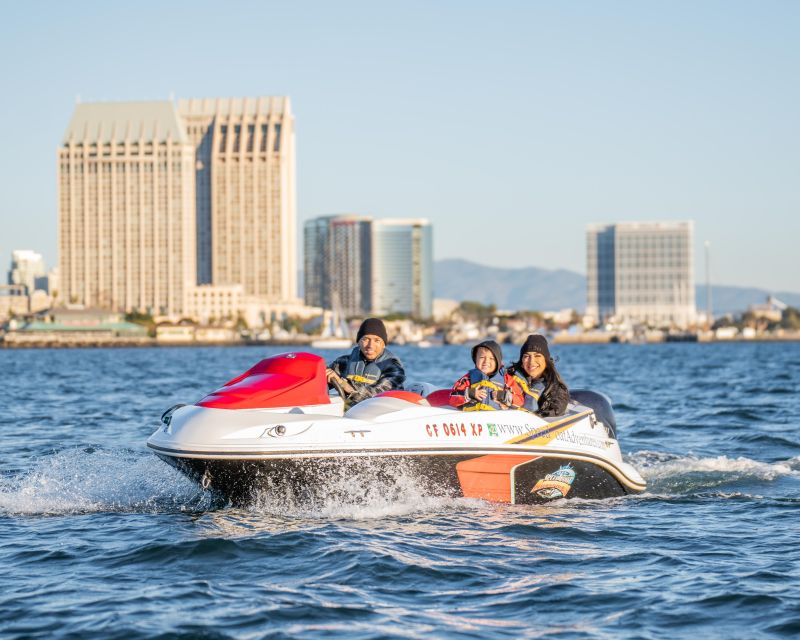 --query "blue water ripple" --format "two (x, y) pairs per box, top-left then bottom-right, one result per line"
(1, 342), (799, 638)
